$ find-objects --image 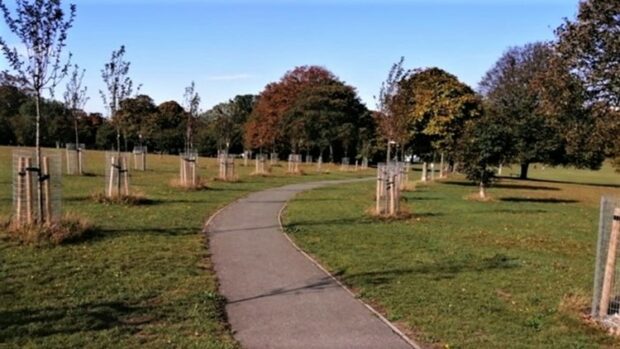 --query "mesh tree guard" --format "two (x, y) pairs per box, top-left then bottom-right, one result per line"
(218, 154), (236, 181)
(254, 154), (267, 175)
(592, 196), (620, 329)
(316, 156), (323, 172)
(13, 150), (62, 225)
(270, 152), (278, 165)
(287, 154), (302, 174)
(361, 157), (369, 170)
(179, 150), (198, 187)
(305, 155), (313, 164)
(340, 157), (350, 171)
(65, 143), (85, 175)
(132, 146), (147, 171)
(105, 152), (130, 197)
(243, 150), (252, 167)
